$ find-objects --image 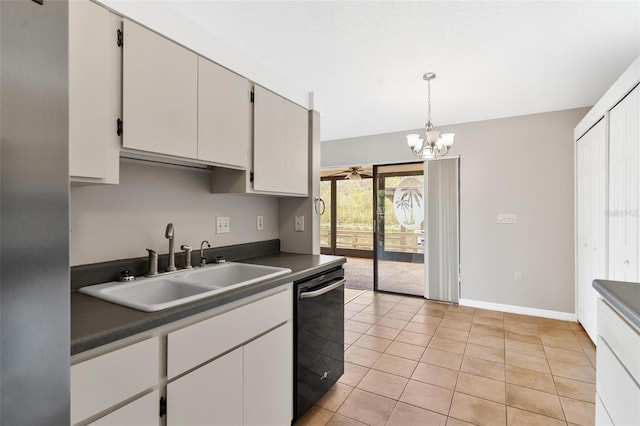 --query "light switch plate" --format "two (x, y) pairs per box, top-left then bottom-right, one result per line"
(257, 216), (264, 231)
(295, 216), (304, 232)
(216, 216), (230, 234)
